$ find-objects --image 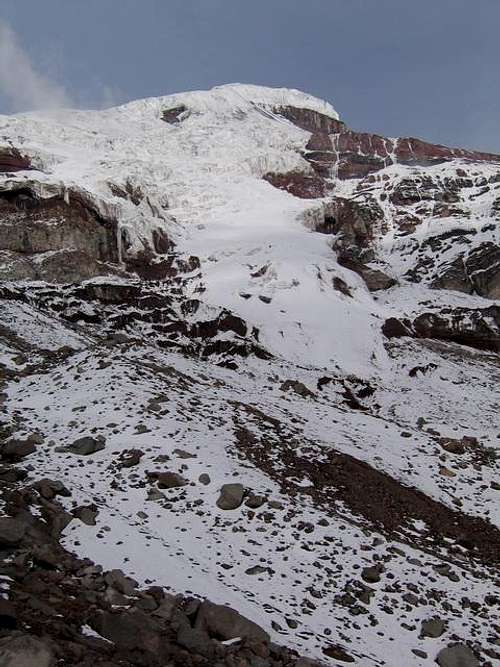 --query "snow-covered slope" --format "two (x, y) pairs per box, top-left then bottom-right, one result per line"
(0, 84), (499, 666)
